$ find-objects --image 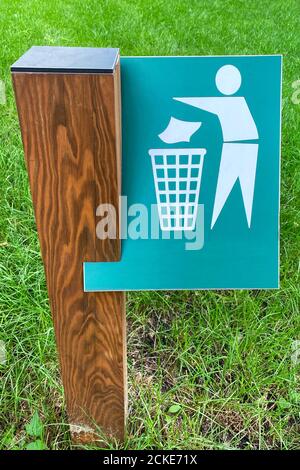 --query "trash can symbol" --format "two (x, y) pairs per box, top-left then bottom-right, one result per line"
(149, 148), (206, 231)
